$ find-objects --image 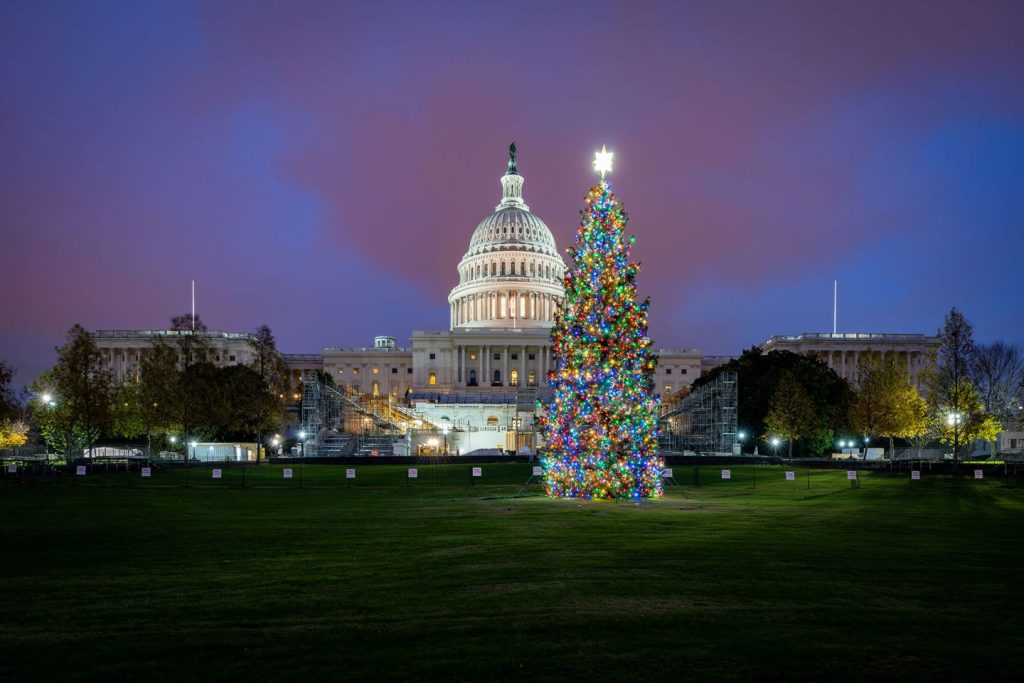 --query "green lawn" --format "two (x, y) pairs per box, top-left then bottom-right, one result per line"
(2, 464), (1022, 681)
